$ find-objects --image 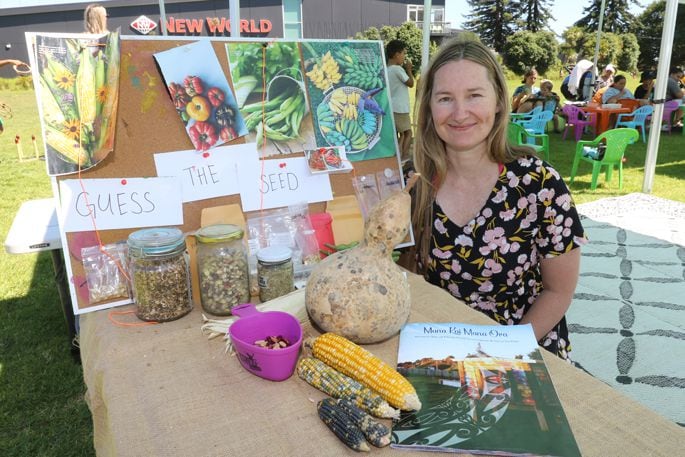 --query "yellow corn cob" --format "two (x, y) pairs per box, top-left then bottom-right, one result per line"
(297, 357), (399, 419)
(45, 125), (89, 166)
(40, 77), (65, 125)
(76, 47), (97, 124)
(307, 333), (421, 411)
